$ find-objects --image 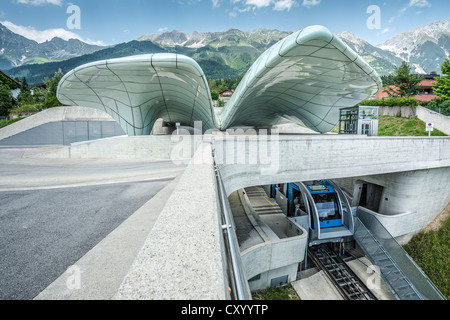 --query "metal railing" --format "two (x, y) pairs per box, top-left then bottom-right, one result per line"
(354, 217), (423, 300)
(210, 144), (253, 300)
(356, 207), (446, 300)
